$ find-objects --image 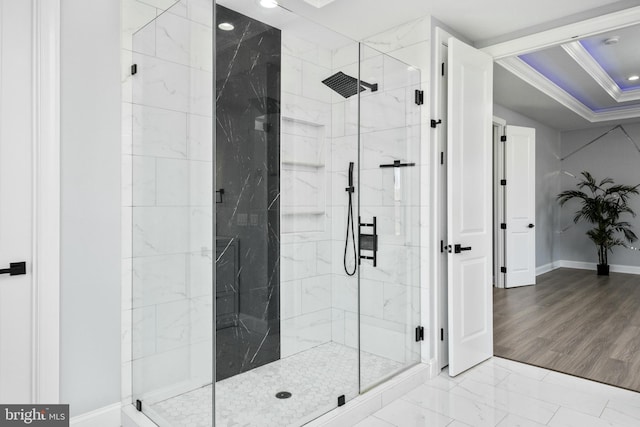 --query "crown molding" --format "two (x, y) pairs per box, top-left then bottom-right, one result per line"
(562, 41), (640, 103)
(482, 6), (640, 60)
(497, 56), (640, 123)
